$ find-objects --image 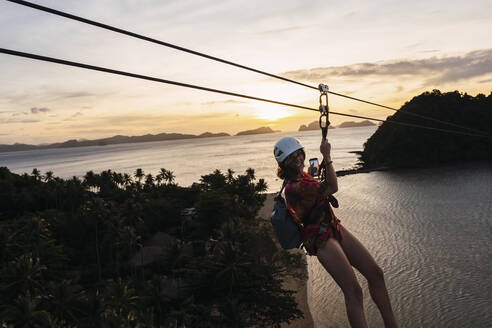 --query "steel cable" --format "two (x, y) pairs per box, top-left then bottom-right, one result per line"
(1, 47), (490, 139)
(5, 0), (491, 137)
